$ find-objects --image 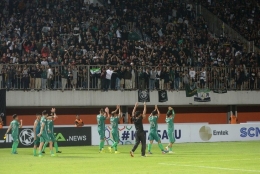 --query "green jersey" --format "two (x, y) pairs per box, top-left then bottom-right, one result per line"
(166, 110), (175, 130)
(10, 120), (20, 136)
(148, 115), (158, 132)
(110, 116), (119, 132)
(97, 114), (106, 130)
(40, 116), (48, 134)
(34, 119), (41, 134)
(47, 119), (54, 134)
